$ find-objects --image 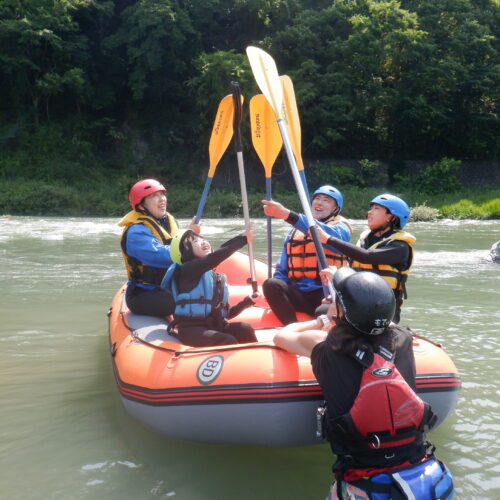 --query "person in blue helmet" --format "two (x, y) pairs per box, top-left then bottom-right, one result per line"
(274, 269), (454, 500)
(316, 194), (414, 323)
(261, 186), (352, 325)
